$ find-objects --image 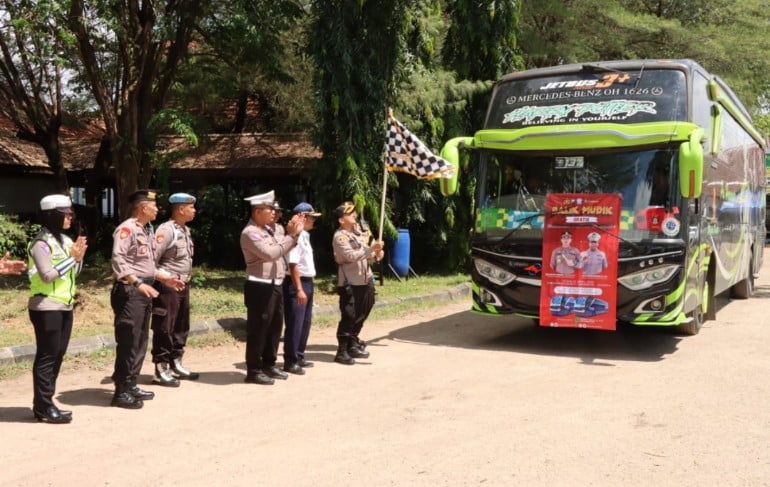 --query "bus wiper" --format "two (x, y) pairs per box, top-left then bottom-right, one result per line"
(494, 211), (548, 249)
(589, 223), (646, 255)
